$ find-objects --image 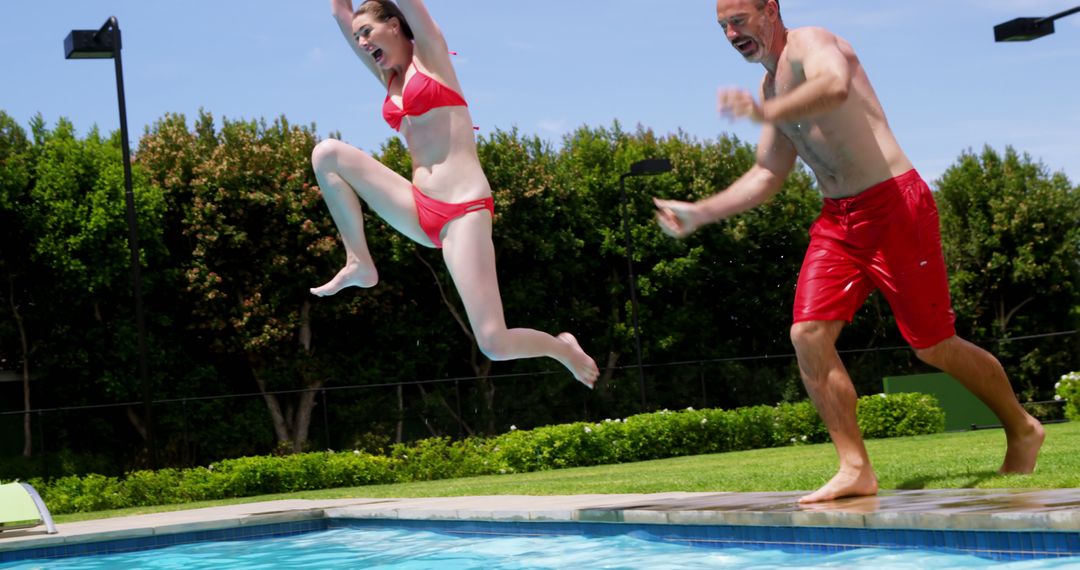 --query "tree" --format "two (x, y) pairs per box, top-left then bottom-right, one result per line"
(0, 112), (35, 457)
(146, 112), (416, 453)
(23, 117), (168, 454)
(936, 146), (1080, 398)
